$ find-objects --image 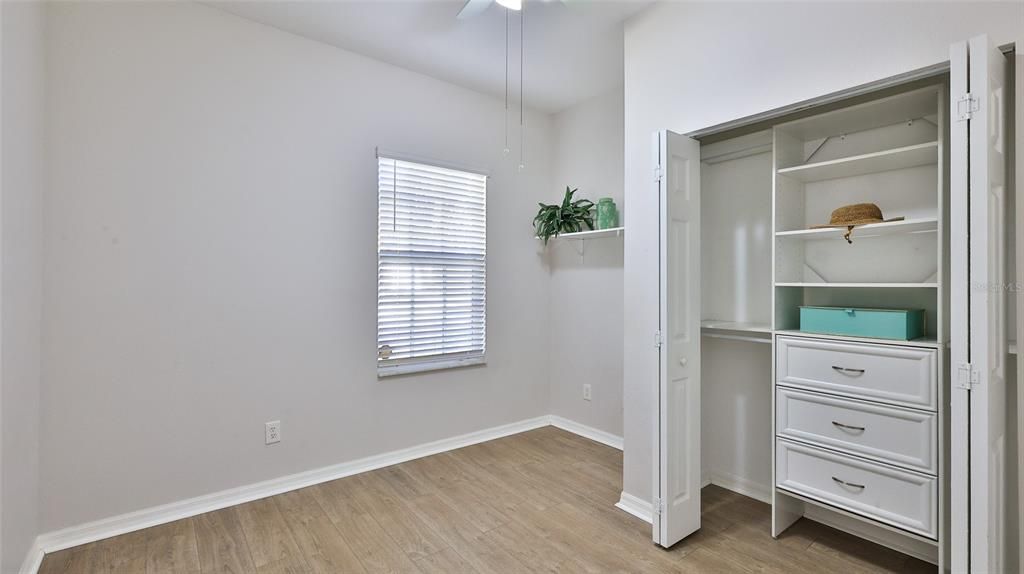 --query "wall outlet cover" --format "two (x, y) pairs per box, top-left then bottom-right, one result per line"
(265, 420), (281, 445)
(583, 384), (592, 401)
